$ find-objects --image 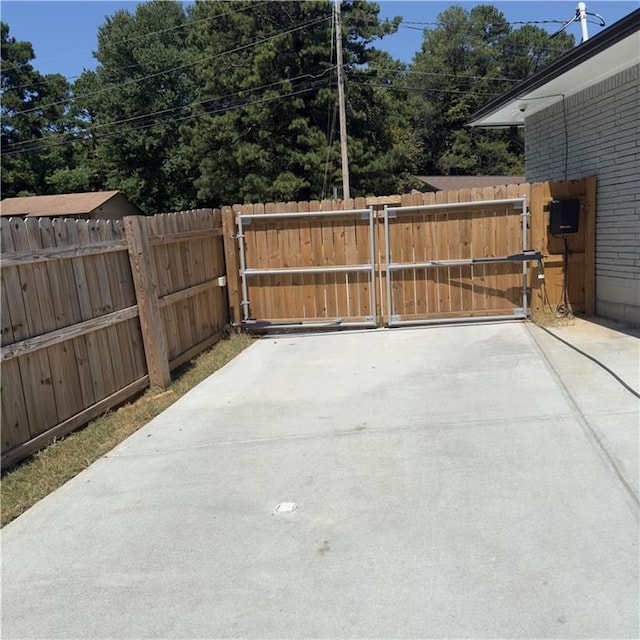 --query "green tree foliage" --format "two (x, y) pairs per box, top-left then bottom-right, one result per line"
(186, 0), (415, 203)
(2, 1), (418, 208)
(1, 22), (75, 197)
(72, 0), (197, 212)
(408, 5), (574, 175)
(2, 2), (578, 208)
